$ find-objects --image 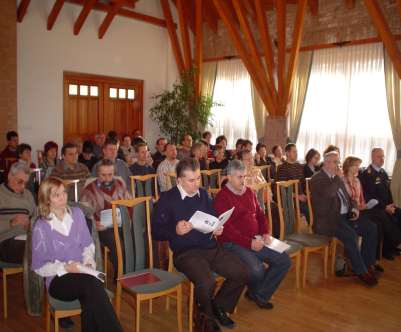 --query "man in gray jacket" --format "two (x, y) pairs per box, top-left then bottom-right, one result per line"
(310, 151), (379, 286)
